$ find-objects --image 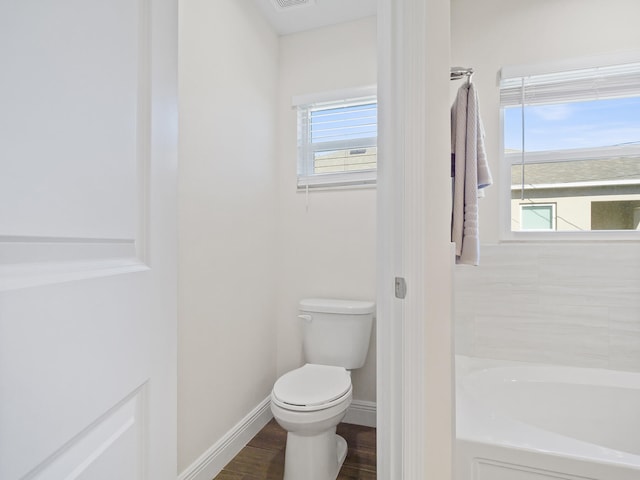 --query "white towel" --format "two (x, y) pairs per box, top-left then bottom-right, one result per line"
(451, 83), (492, 266)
